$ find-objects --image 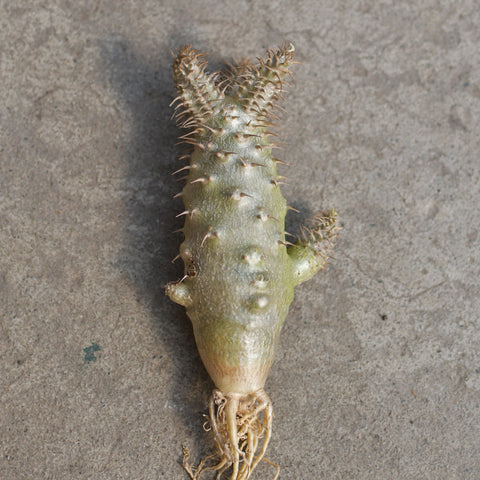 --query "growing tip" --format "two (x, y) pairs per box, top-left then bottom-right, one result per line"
(288, 209), (340, 285)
